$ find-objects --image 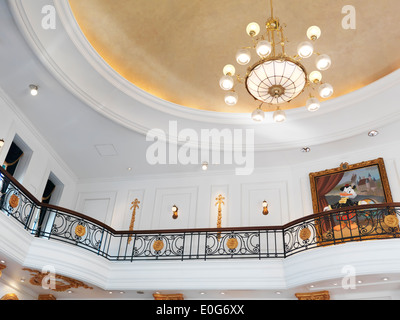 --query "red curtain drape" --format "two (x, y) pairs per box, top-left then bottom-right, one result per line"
(316, 172), (344, 211)
(315, 172), (345, 234)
